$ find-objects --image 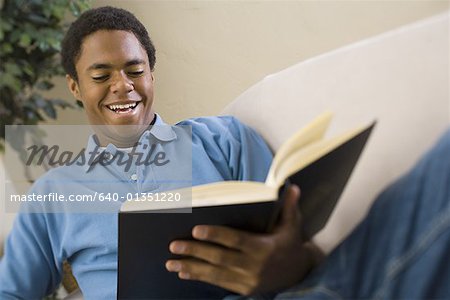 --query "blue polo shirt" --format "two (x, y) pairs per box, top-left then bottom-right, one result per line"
(0, 115), (273, 299)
